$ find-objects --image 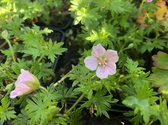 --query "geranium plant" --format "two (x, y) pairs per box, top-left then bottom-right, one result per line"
(0, 0), (168, 125)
